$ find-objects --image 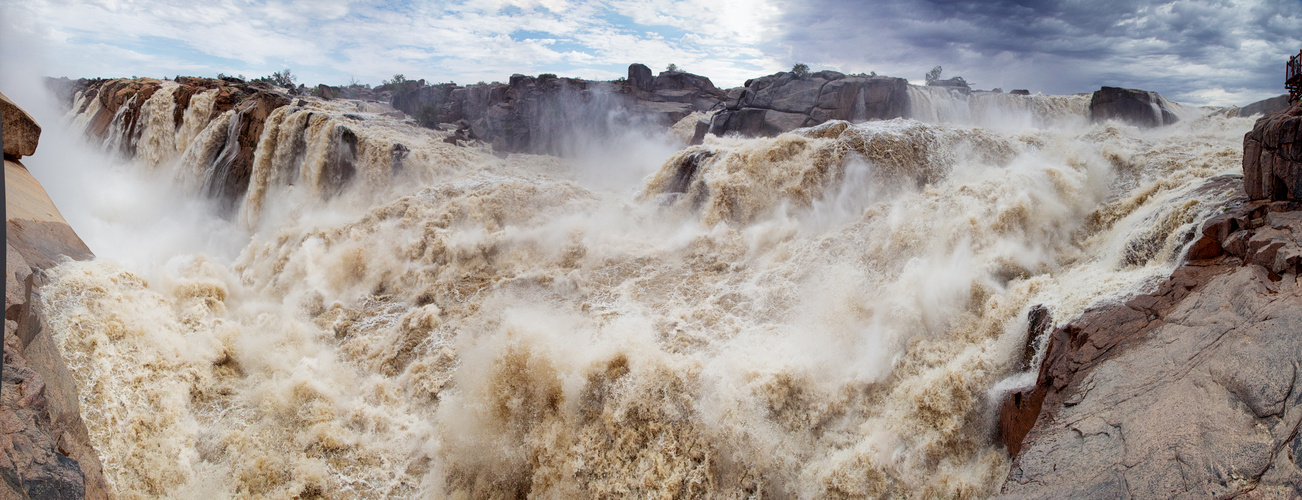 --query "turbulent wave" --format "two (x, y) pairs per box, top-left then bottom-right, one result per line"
(40, 85), (1252, 498)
